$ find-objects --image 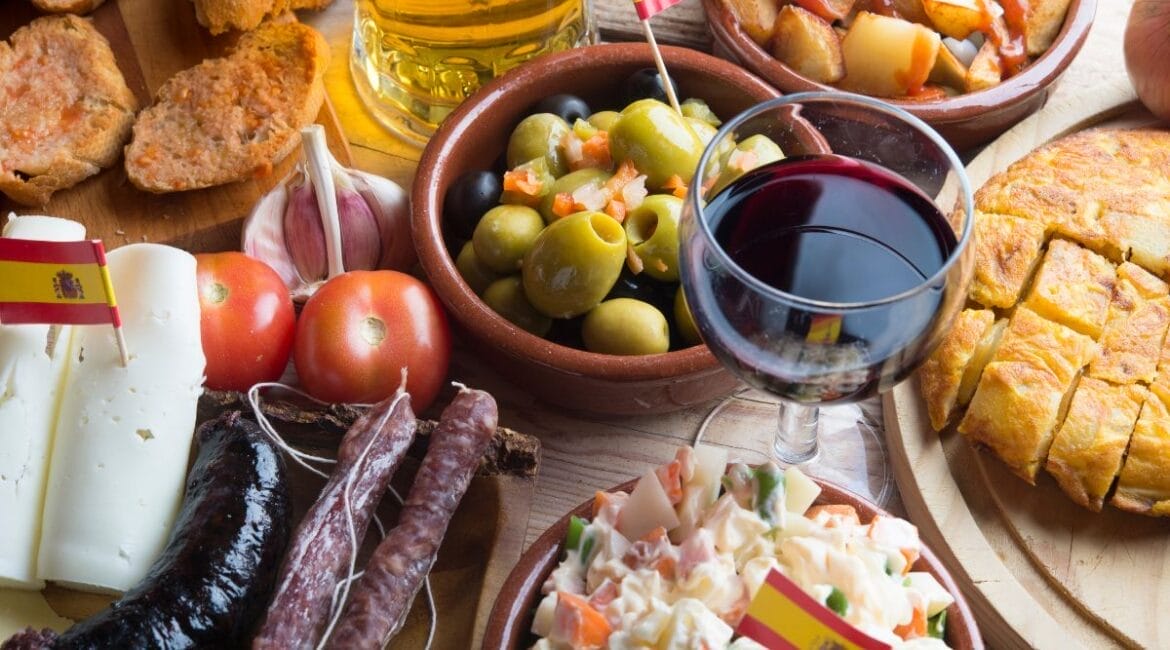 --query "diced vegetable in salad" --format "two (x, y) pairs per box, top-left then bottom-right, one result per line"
(532, 445), (955, 649)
